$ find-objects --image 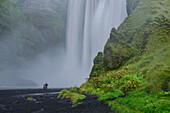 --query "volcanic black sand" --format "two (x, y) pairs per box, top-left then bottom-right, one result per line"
(0, 89), (114, 113)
